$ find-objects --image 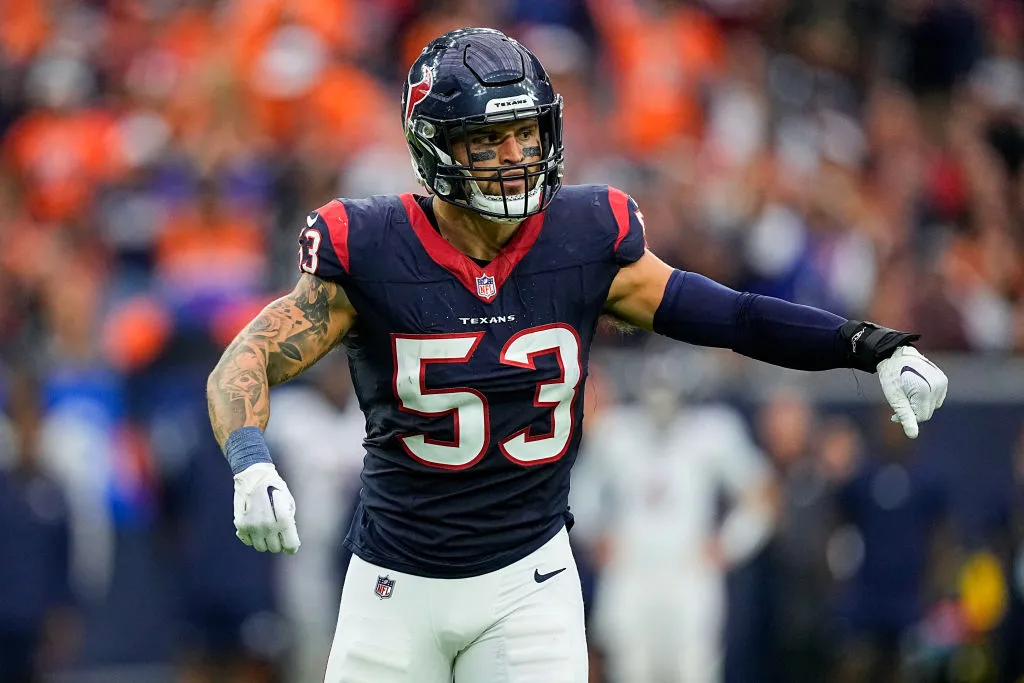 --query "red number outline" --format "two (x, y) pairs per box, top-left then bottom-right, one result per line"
(497, 323), (582, 466)
(390, 325), (581, 470)
(299, 227), (322, 274)
(391, 332), (490, 471)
